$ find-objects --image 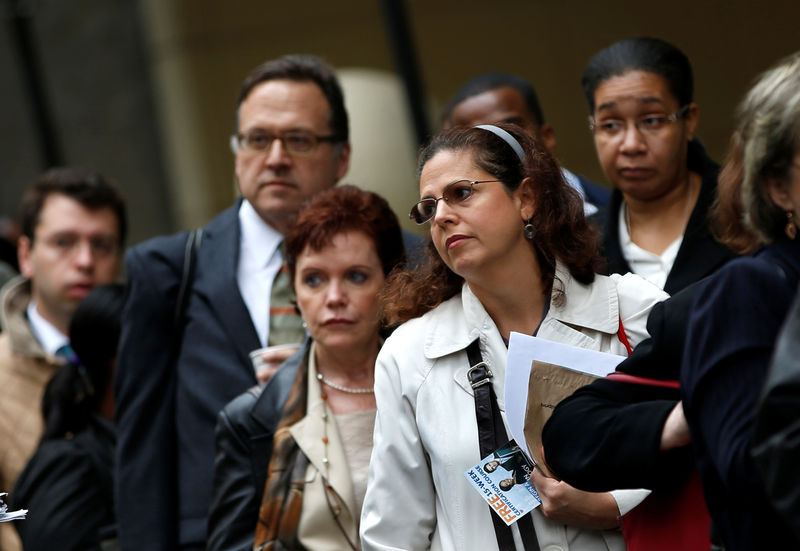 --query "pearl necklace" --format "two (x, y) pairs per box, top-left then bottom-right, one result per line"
(316, 372), (374, 394)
